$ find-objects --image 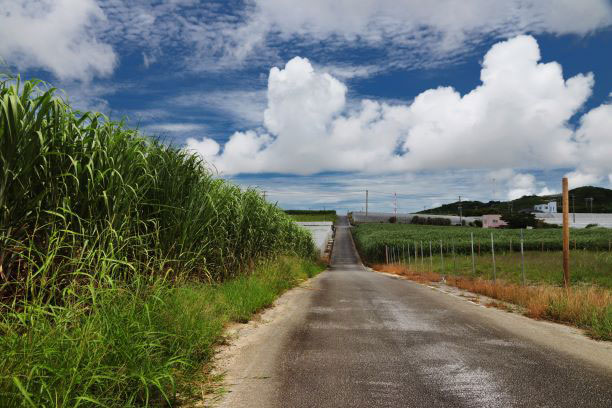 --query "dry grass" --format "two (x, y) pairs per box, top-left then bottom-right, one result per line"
(373, 263), (441, 283)
(373, 263), (612, 340)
